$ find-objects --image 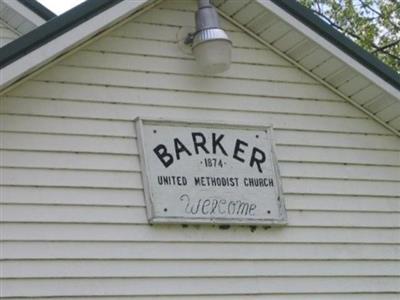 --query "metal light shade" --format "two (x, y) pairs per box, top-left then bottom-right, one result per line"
(191, 0), (232, 74)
